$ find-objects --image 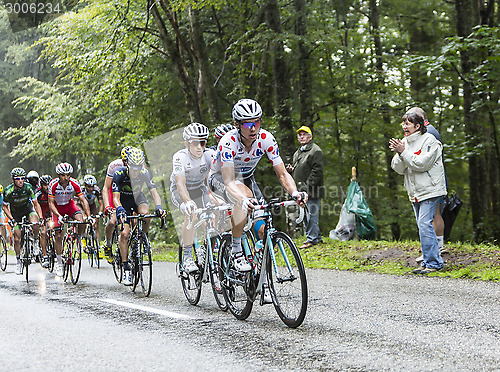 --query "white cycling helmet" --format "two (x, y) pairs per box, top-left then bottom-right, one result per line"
(183, 123), (209, 142)
(232, 99), (263, 121)
(83, 174), (97, 186)
(55, 162), (73, 175)
(26, 170), (40, 182)
(214, 124), (235, 139)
